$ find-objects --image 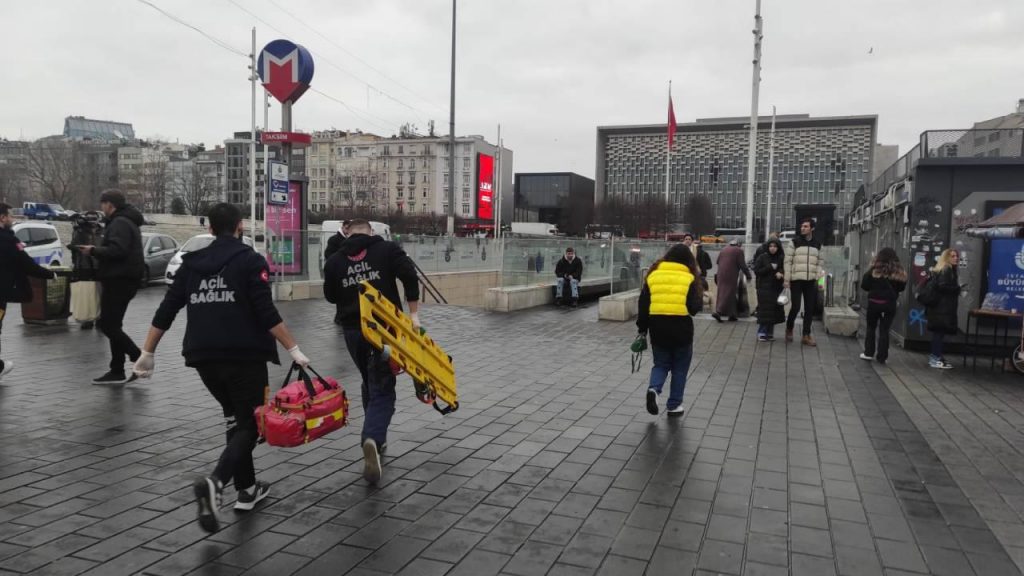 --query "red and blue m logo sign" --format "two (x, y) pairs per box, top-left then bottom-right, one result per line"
(257, 40), (315, 104)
